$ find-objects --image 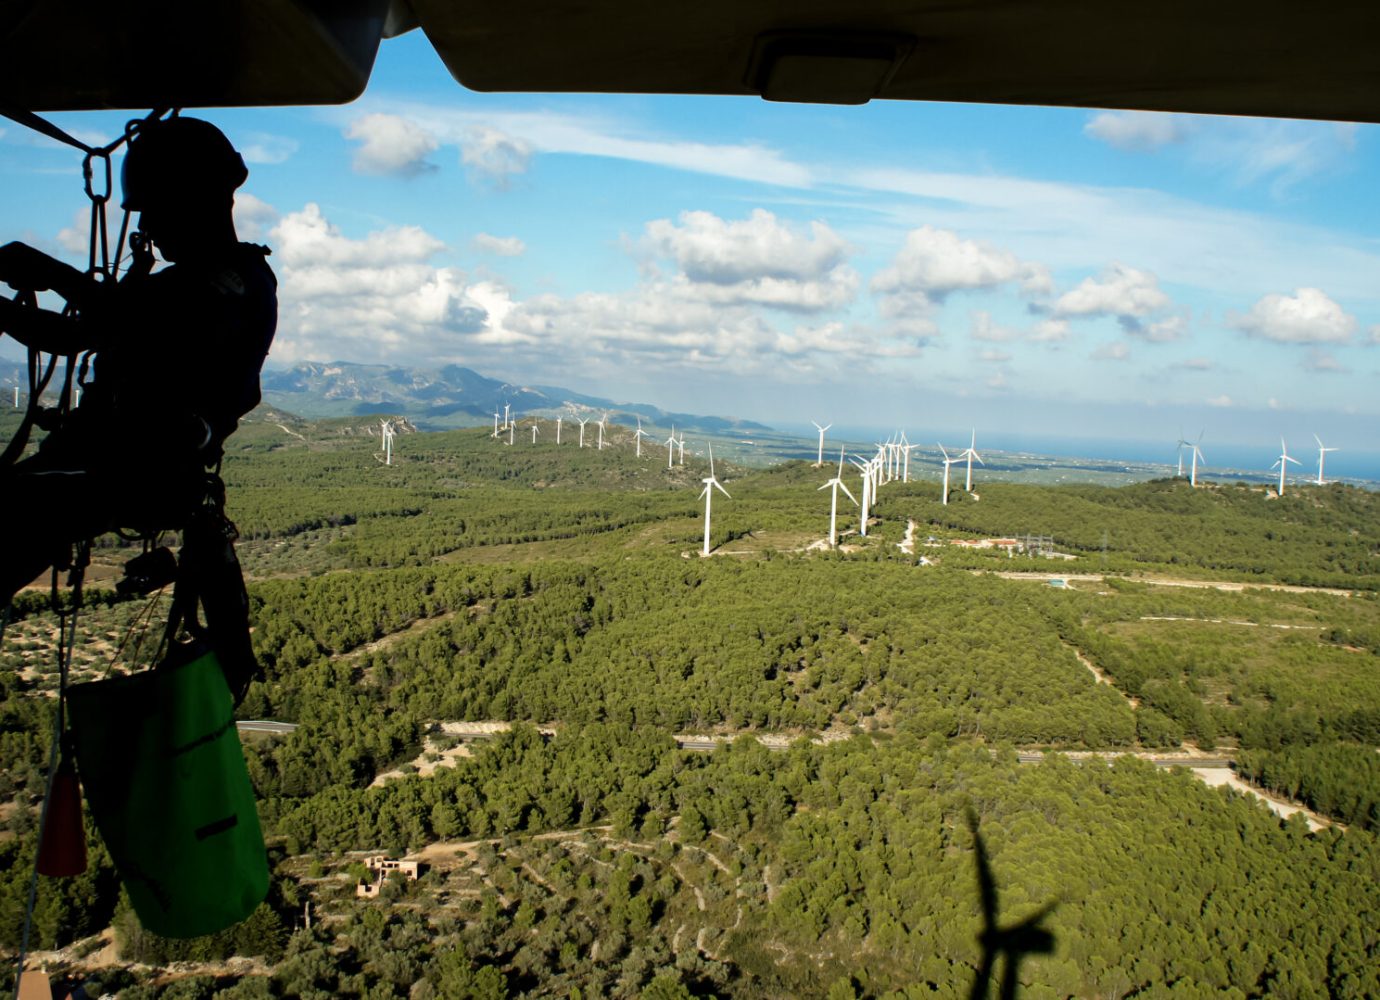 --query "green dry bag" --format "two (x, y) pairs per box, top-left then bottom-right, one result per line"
(66, 646), (268, 938)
